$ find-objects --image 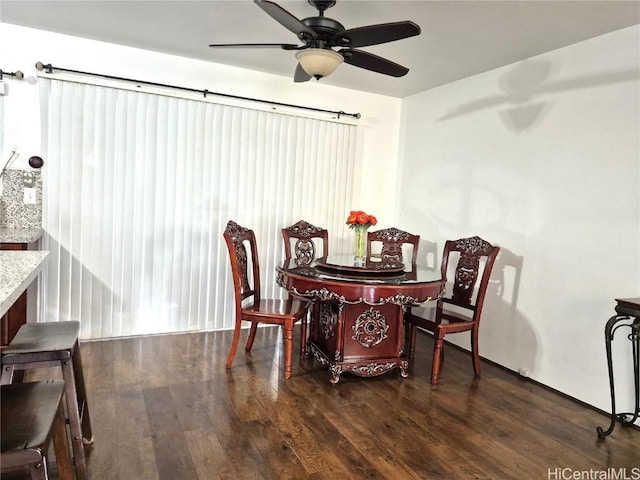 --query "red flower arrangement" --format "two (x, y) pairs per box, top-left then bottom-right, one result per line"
(346, 210), (377, 229)
(347, 210), (376, 260)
